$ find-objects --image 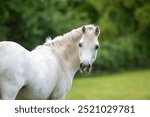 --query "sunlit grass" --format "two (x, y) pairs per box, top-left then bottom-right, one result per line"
(66, 69), (150, 100)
